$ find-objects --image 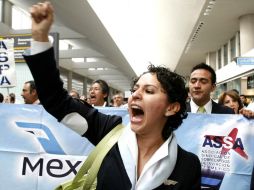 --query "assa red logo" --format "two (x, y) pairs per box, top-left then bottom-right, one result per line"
(202, 128), (248, 159)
